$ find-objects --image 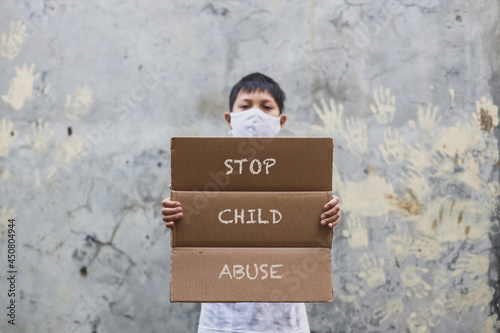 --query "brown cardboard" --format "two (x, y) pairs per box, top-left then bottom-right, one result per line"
(169, 136), (335, 303)
(170, 137), (334, 191)
(170, 190), (333, 248)
(170, 247), (333, 302)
